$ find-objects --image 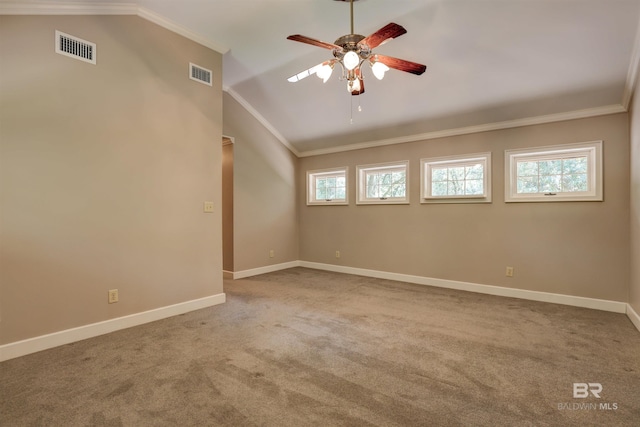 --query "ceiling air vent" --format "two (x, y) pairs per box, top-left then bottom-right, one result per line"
(190, 63), (212, 86)
(55, 30), (96, 65)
